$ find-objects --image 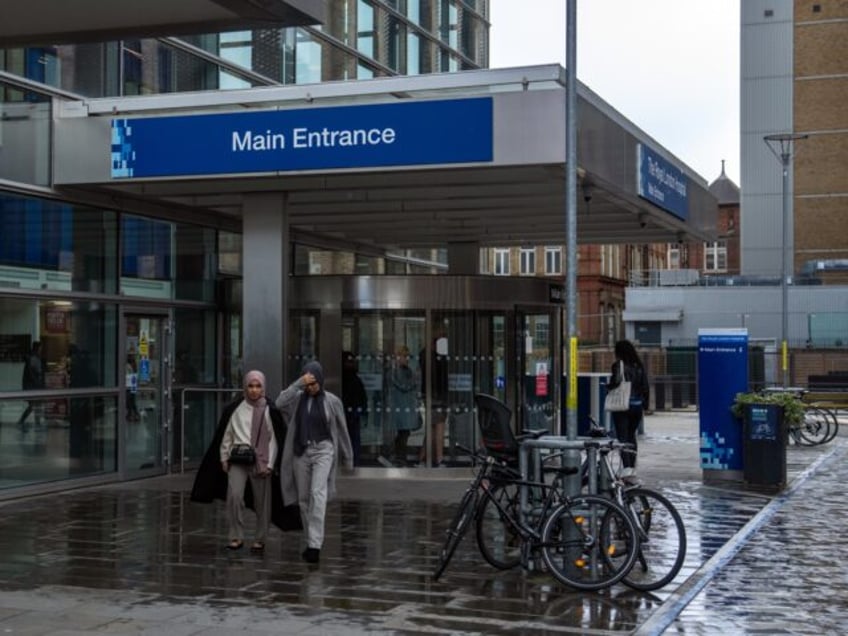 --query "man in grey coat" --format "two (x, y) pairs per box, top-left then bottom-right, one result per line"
(275, 360), (353, 564)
